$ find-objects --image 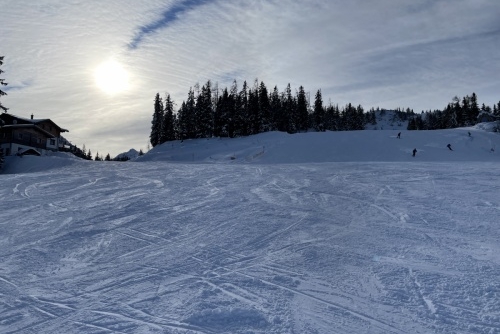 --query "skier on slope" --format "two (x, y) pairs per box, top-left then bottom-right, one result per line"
(412, 148), (417, 157)
(397, 132), (401, 139)
(447, 144), (453, 151)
